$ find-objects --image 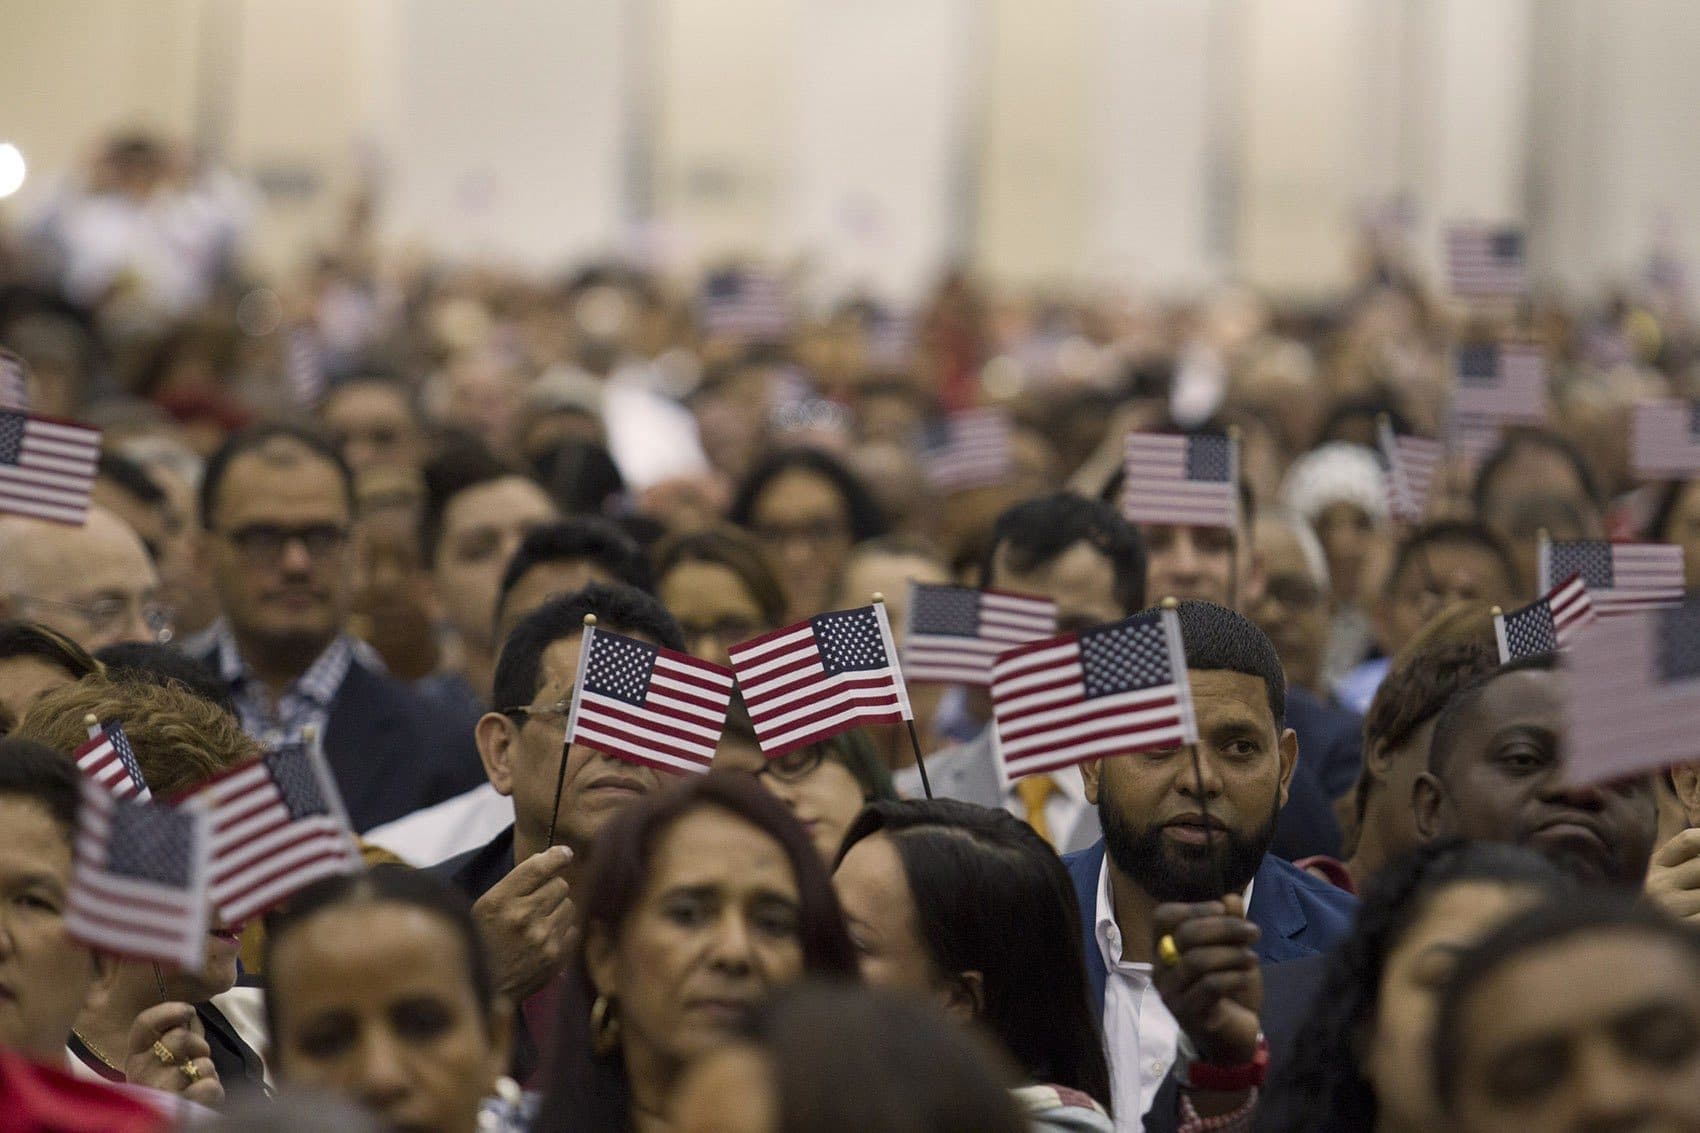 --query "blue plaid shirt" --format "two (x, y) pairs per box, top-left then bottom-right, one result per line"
(212, 624), (378, 748)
